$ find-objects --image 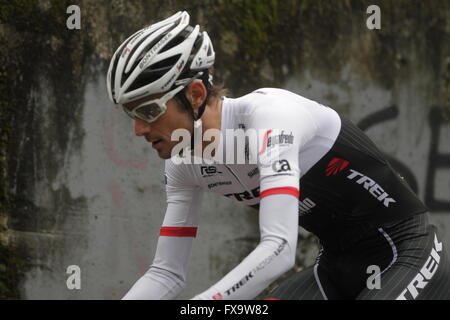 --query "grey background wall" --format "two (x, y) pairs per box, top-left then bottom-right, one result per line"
(0, 0), (449, 299)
